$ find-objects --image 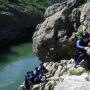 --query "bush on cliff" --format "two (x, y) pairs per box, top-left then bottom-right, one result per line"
(0, 0), (62, 12)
